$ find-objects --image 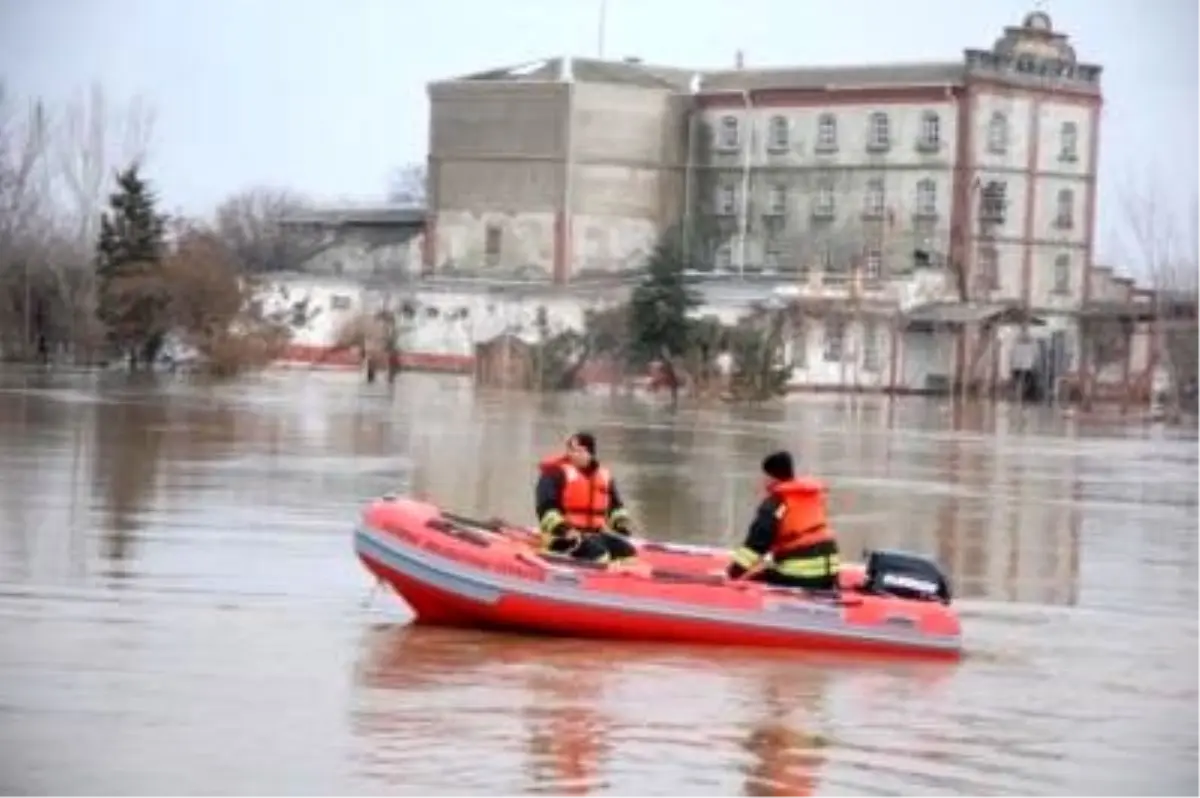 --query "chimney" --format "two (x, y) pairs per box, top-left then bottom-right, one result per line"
(735, 50), (744, 69)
